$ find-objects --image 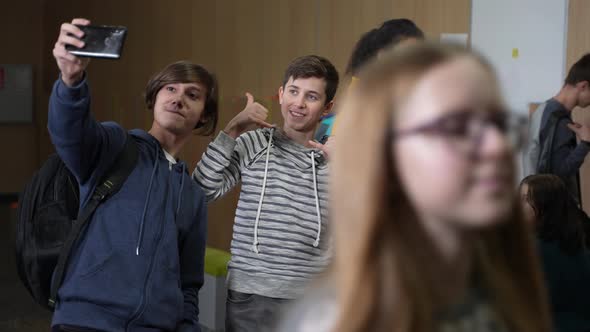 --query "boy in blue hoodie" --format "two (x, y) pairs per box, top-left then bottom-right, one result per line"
(49, 18), (218, 332)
